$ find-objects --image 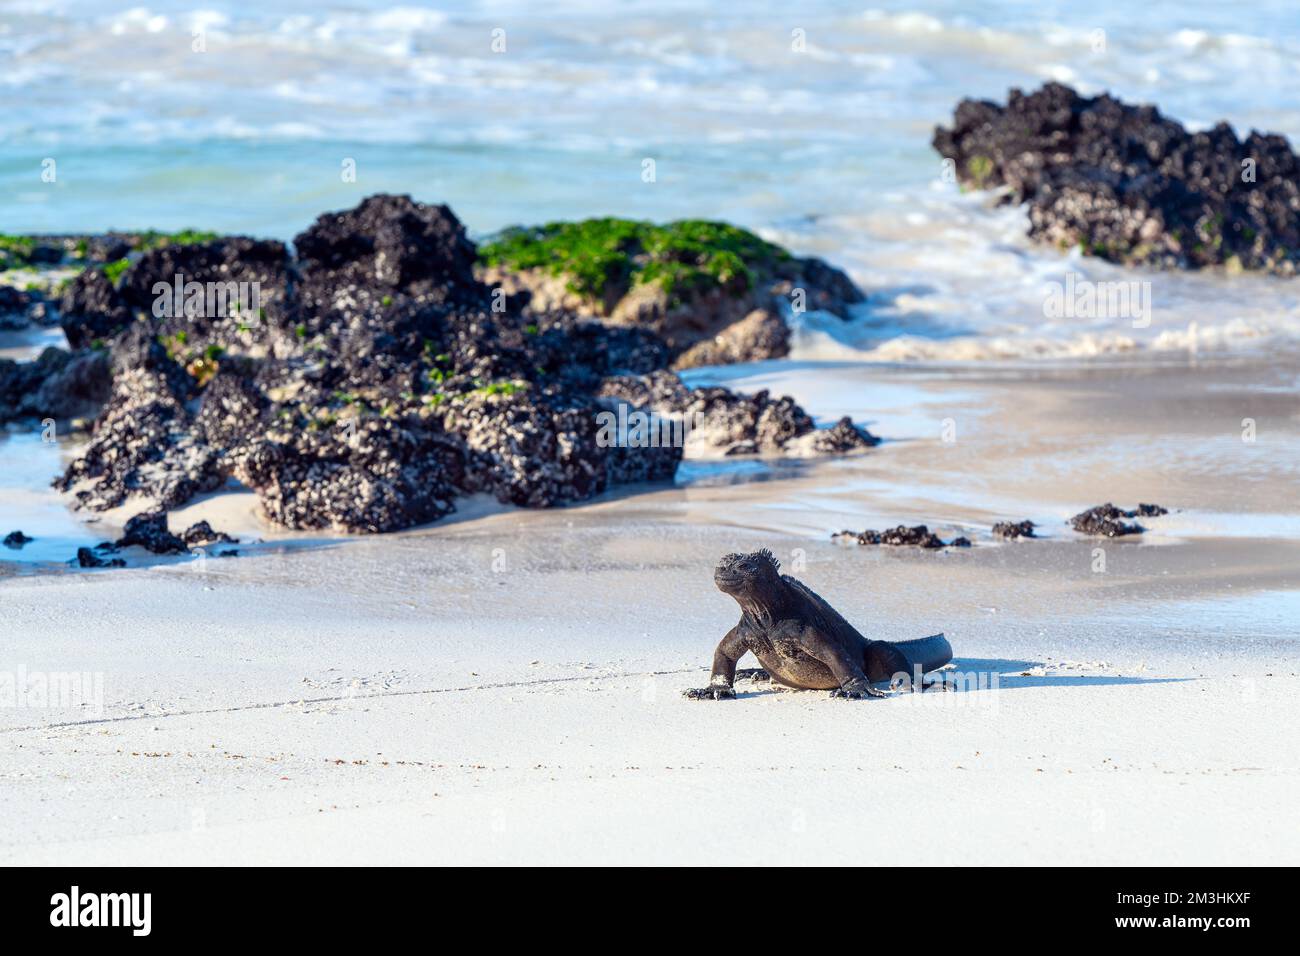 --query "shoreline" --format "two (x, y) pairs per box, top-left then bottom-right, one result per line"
(5, 352), (1300, 565)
